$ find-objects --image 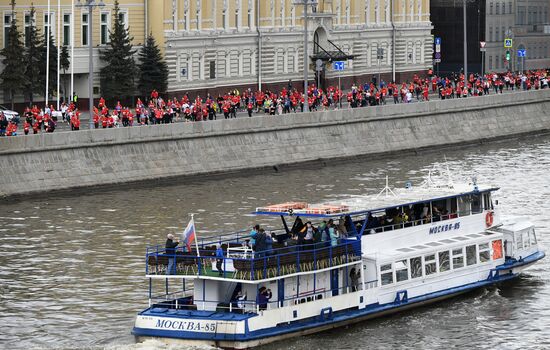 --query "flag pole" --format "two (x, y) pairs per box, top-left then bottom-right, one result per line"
(70, 0), (74, 100)
(192, 214), (201, 257)
(45, 0), (51, 108)
(57, 0), (60, 110)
